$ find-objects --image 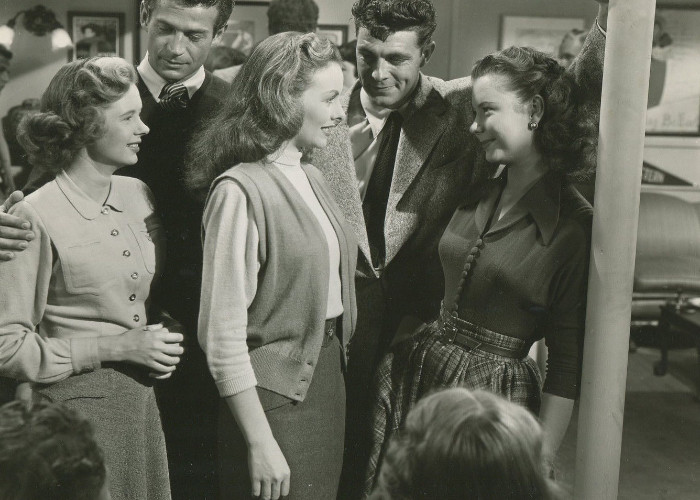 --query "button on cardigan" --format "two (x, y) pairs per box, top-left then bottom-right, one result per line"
(0, 170), (163, 383)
